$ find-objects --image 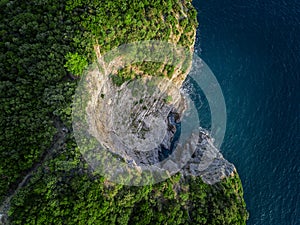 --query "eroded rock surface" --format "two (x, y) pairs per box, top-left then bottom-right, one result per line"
(182, 128), (236, 184)
(74, 61), (235, 185)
